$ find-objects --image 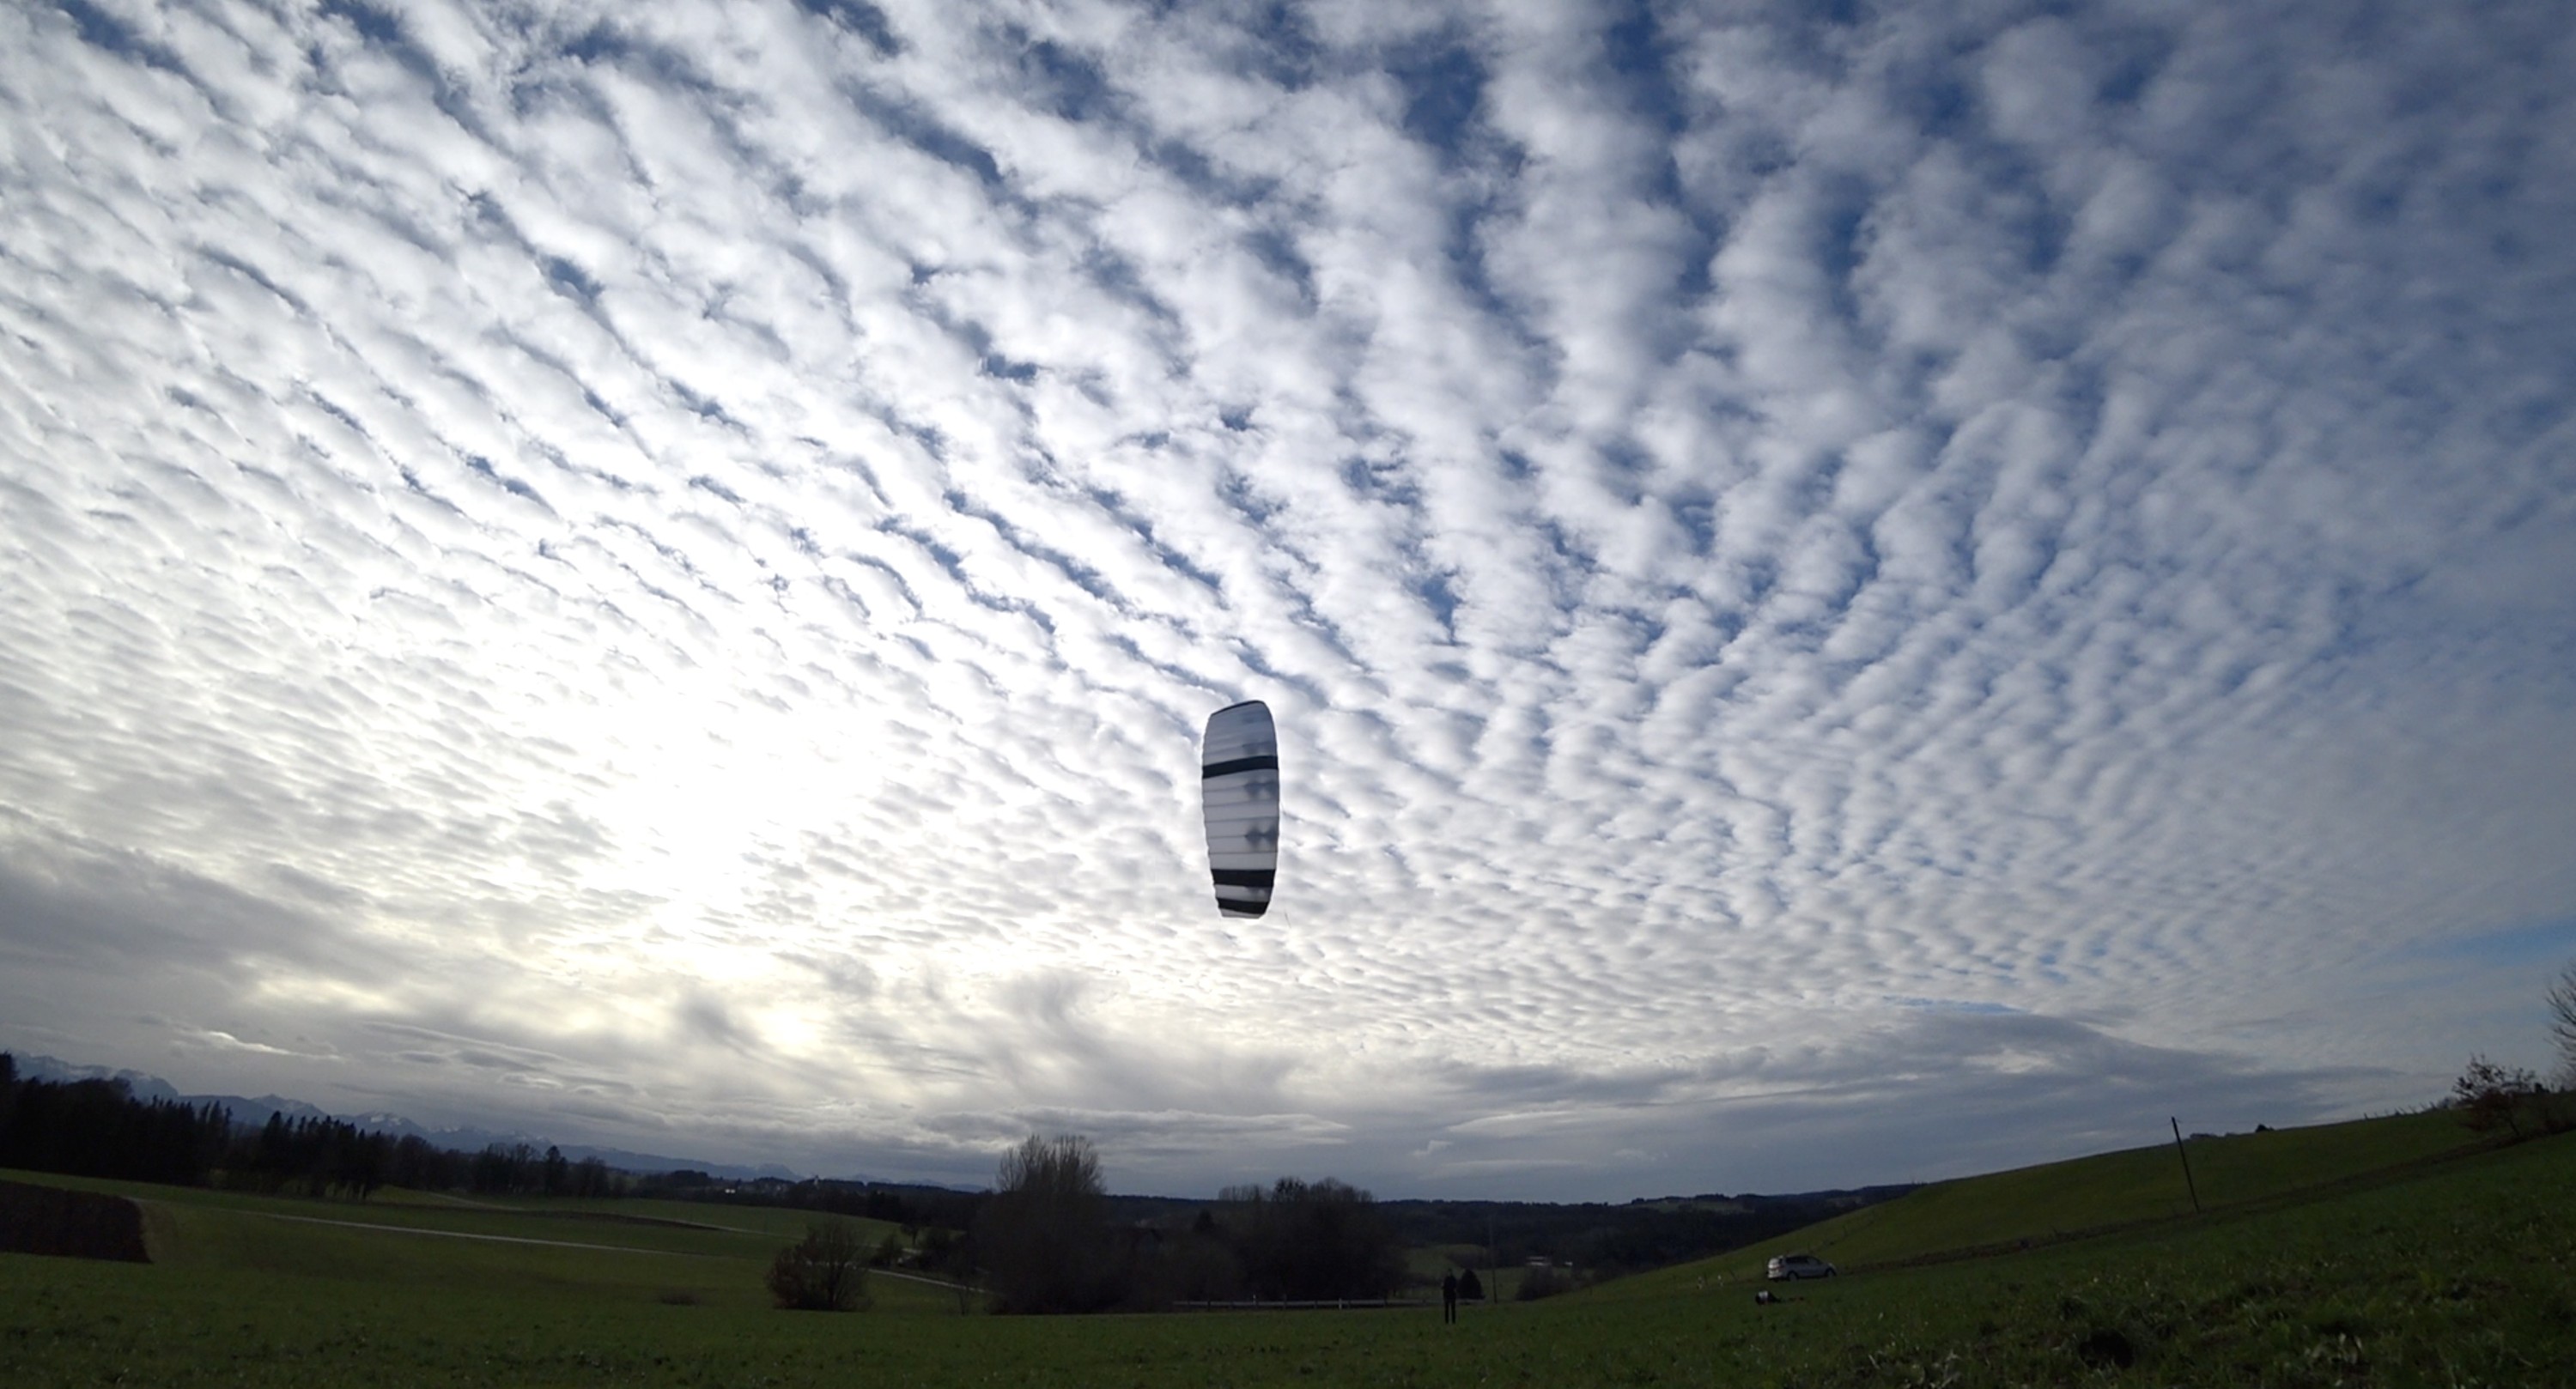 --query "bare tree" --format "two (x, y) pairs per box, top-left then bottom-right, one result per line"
(2452, 1055), (2541, 1140)
(767, 1220), (871, 1311)
(975, 1134), (1113, 1313)
(1223, 1176), (1404, 1302)
(2549, 959), (2576, 1088)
